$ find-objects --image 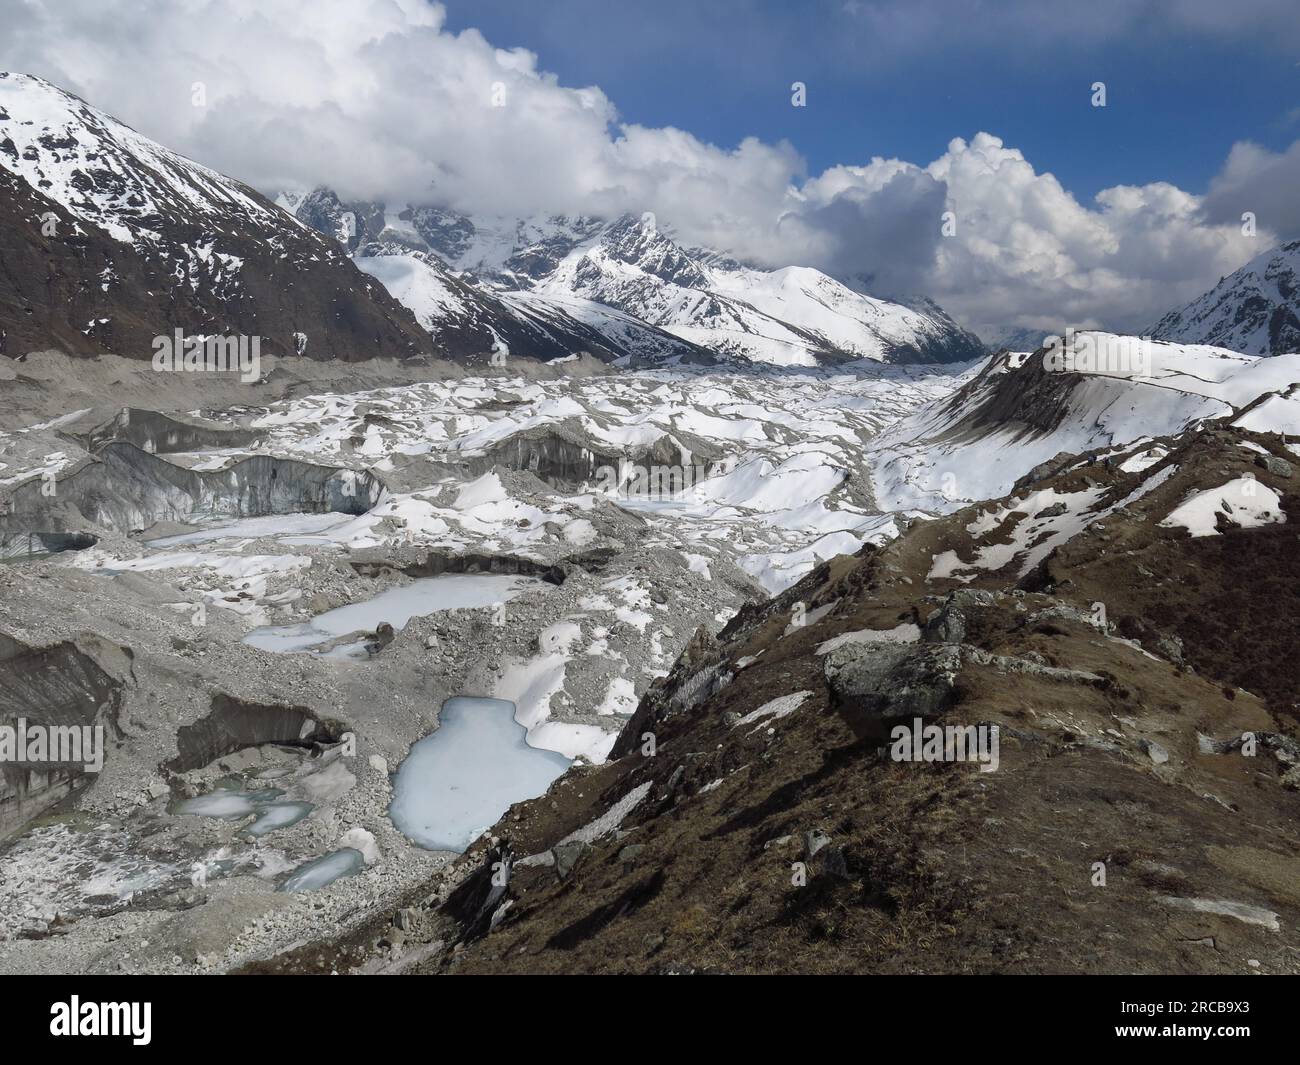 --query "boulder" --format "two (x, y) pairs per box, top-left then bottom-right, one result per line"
(1255, 453), (1293, 478)
(922, 604), (966, 644)
(823, 642), (961, 741)
(552, 840), (589, 882)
